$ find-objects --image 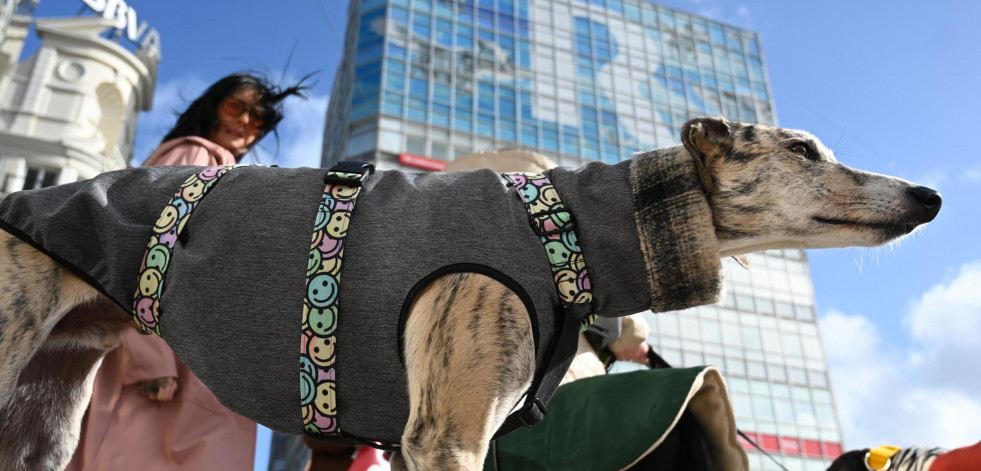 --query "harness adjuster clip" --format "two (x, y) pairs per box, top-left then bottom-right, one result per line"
(527, 207), (575, 237)
(517, 397), (547, 427)
(324, 161), (375, 186)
